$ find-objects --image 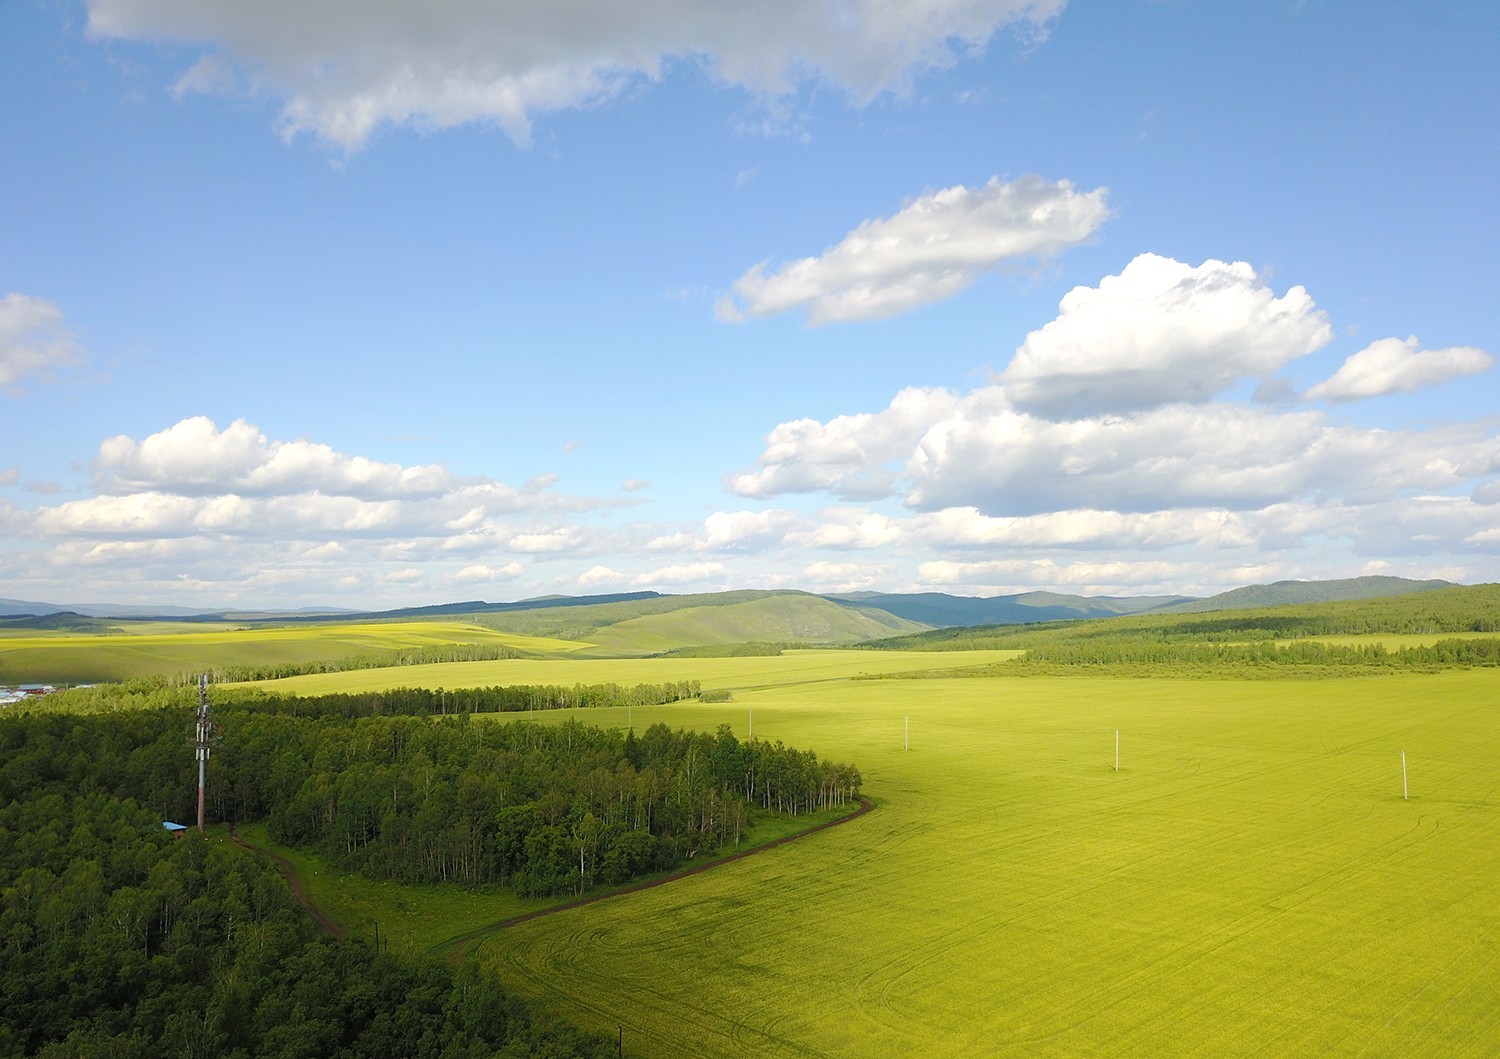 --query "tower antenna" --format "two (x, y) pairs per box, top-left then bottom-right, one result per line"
(195, 673), (213, 832)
